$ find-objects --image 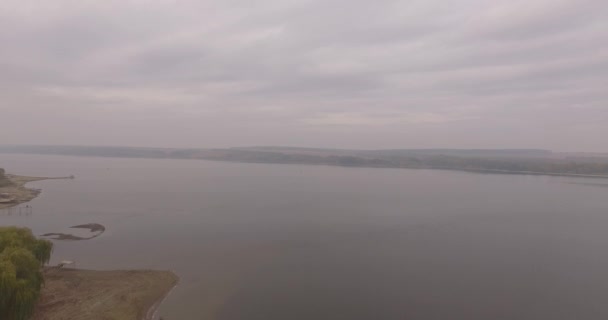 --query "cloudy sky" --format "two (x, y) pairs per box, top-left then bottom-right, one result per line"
(1, 0), (606, 151)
